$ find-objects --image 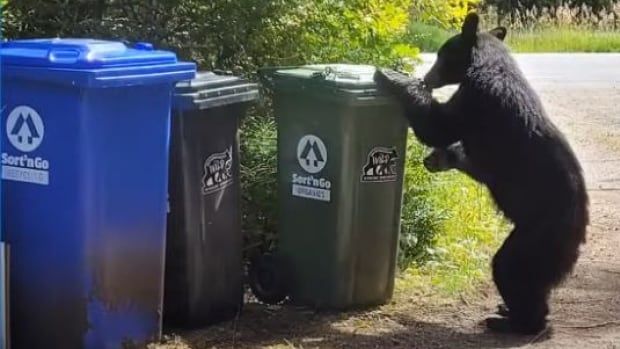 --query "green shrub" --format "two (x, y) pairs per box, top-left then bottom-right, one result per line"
(398, 150), (508, 294)
(398, 134), (445, 266)
(2, 0), (505, 272)
(411, 0), (482, 29)
(406, 22), (454, 52)
(239, 109), (279, 257)
(397, 131), (507, 270)
(2, 0), (419, 72)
